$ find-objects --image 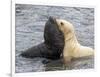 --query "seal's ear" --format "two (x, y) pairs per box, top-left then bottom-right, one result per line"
(60, 22), (71, 34)
(60, 22), (64, 26)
